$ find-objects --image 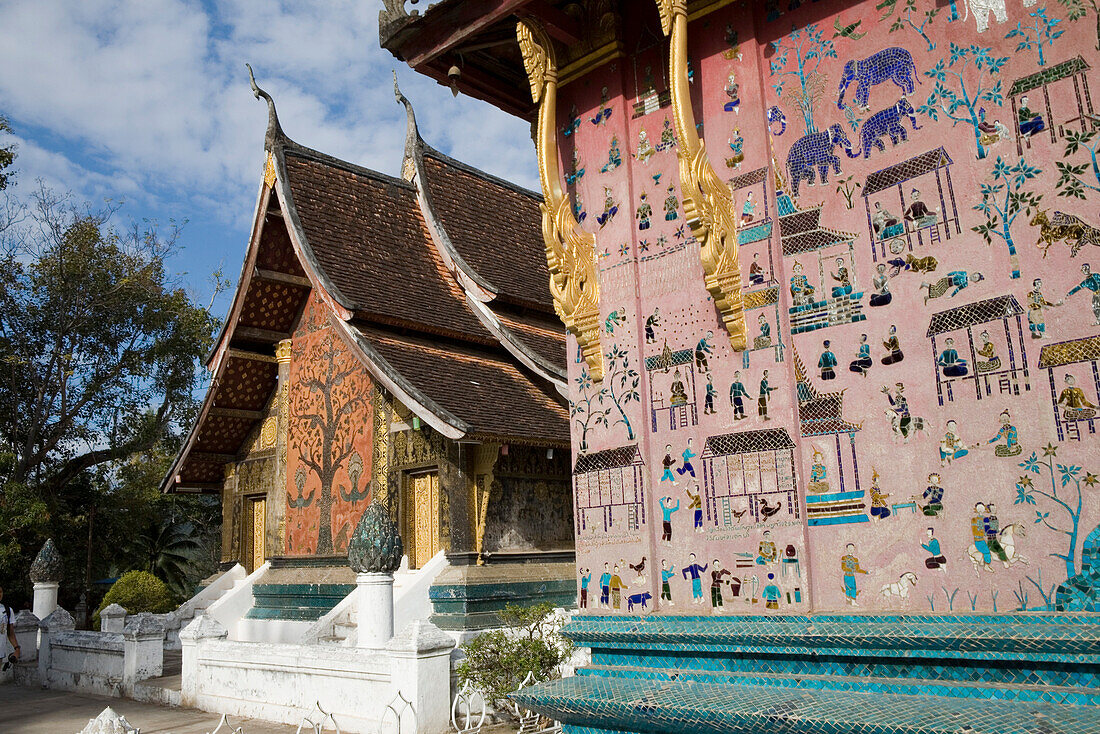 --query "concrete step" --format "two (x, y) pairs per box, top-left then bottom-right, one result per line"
(131, 674), (182, 707)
